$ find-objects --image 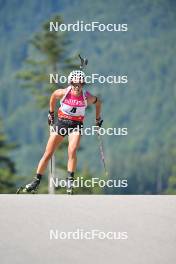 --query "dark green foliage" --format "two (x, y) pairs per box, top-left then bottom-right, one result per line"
(0, 118), (18, 193)
(16, 15), (79, 108)
(0, 0), (176, 193)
